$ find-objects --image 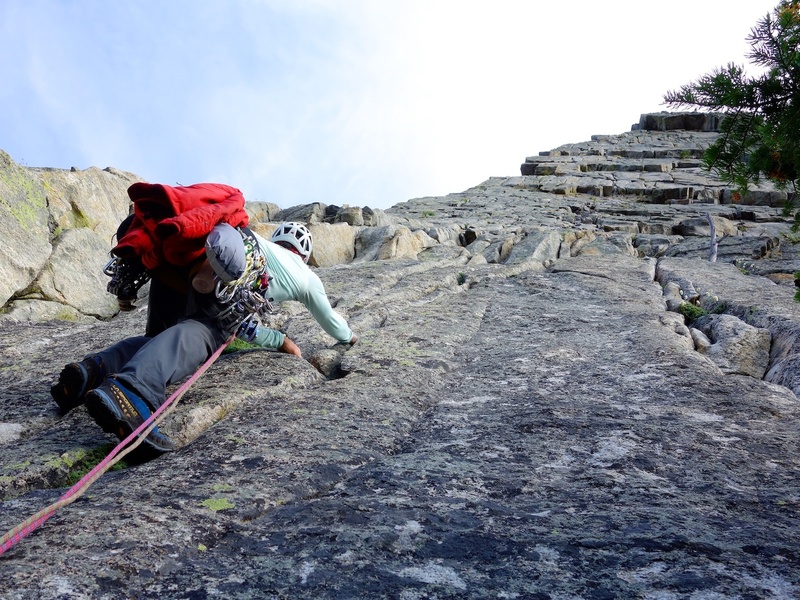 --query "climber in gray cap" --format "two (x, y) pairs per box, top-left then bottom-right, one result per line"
(50, 220), (357, 460)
